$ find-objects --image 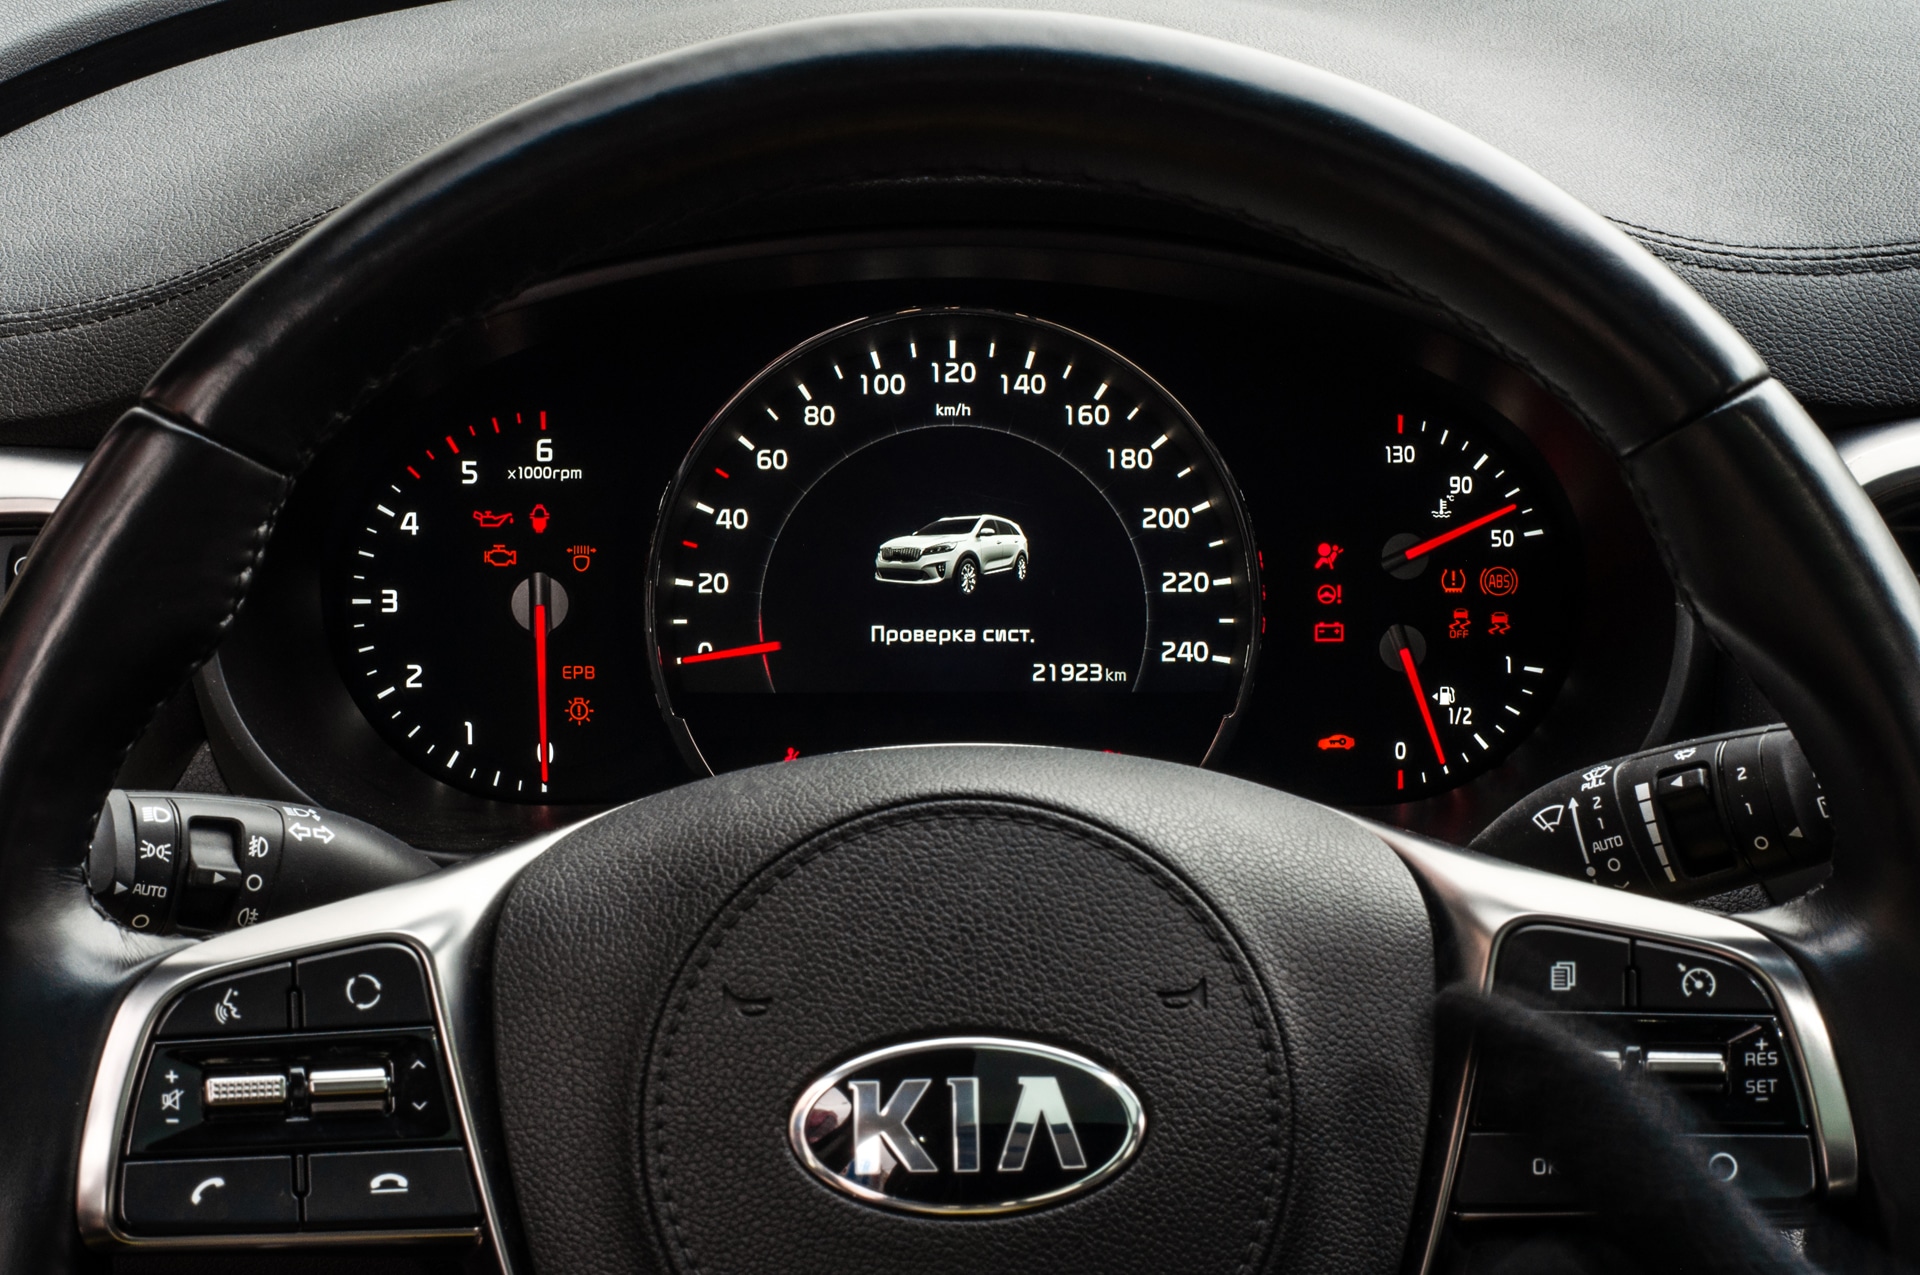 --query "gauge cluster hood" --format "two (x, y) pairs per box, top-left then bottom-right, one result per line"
(4, 0), (1920, 441)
